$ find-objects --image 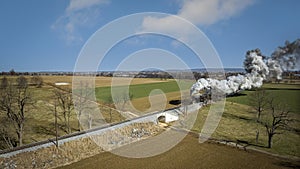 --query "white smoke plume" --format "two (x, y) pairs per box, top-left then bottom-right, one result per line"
(190, 39), (300, 99)
(190, 49), (266, 97)
(267, 59), (283, 80)
(271, 39), (300, 71)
